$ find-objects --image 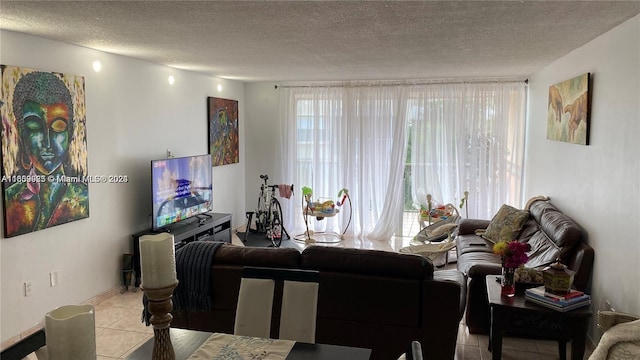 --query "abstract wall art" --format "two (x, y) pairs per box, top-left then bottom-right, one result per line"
(1, 65), (89, 237)
(208, 97), (239, 166)
(547, 73), (591, 145)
